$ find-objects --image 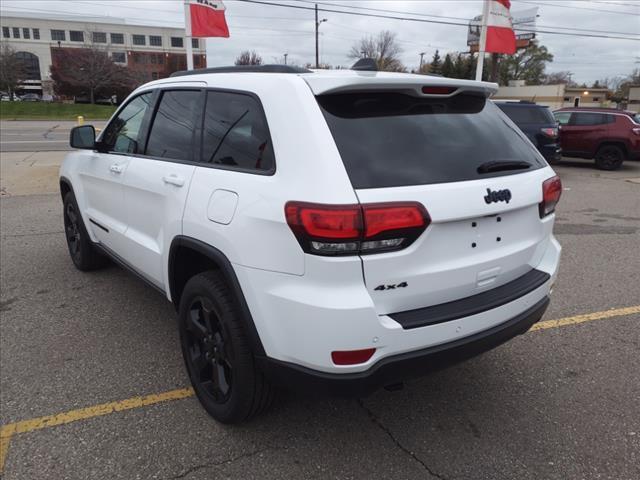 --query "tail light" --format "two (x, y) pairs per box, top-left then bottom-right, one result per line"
(541, 127), (558, 138)
(285, 201), (430, 256)
(331, 348), (376, 365)
(539, 176), (562, 218)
